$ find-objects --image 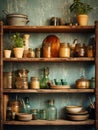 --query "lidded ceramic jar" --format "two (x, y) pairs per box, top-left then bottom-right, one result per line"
(59, 43), (70, 58)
